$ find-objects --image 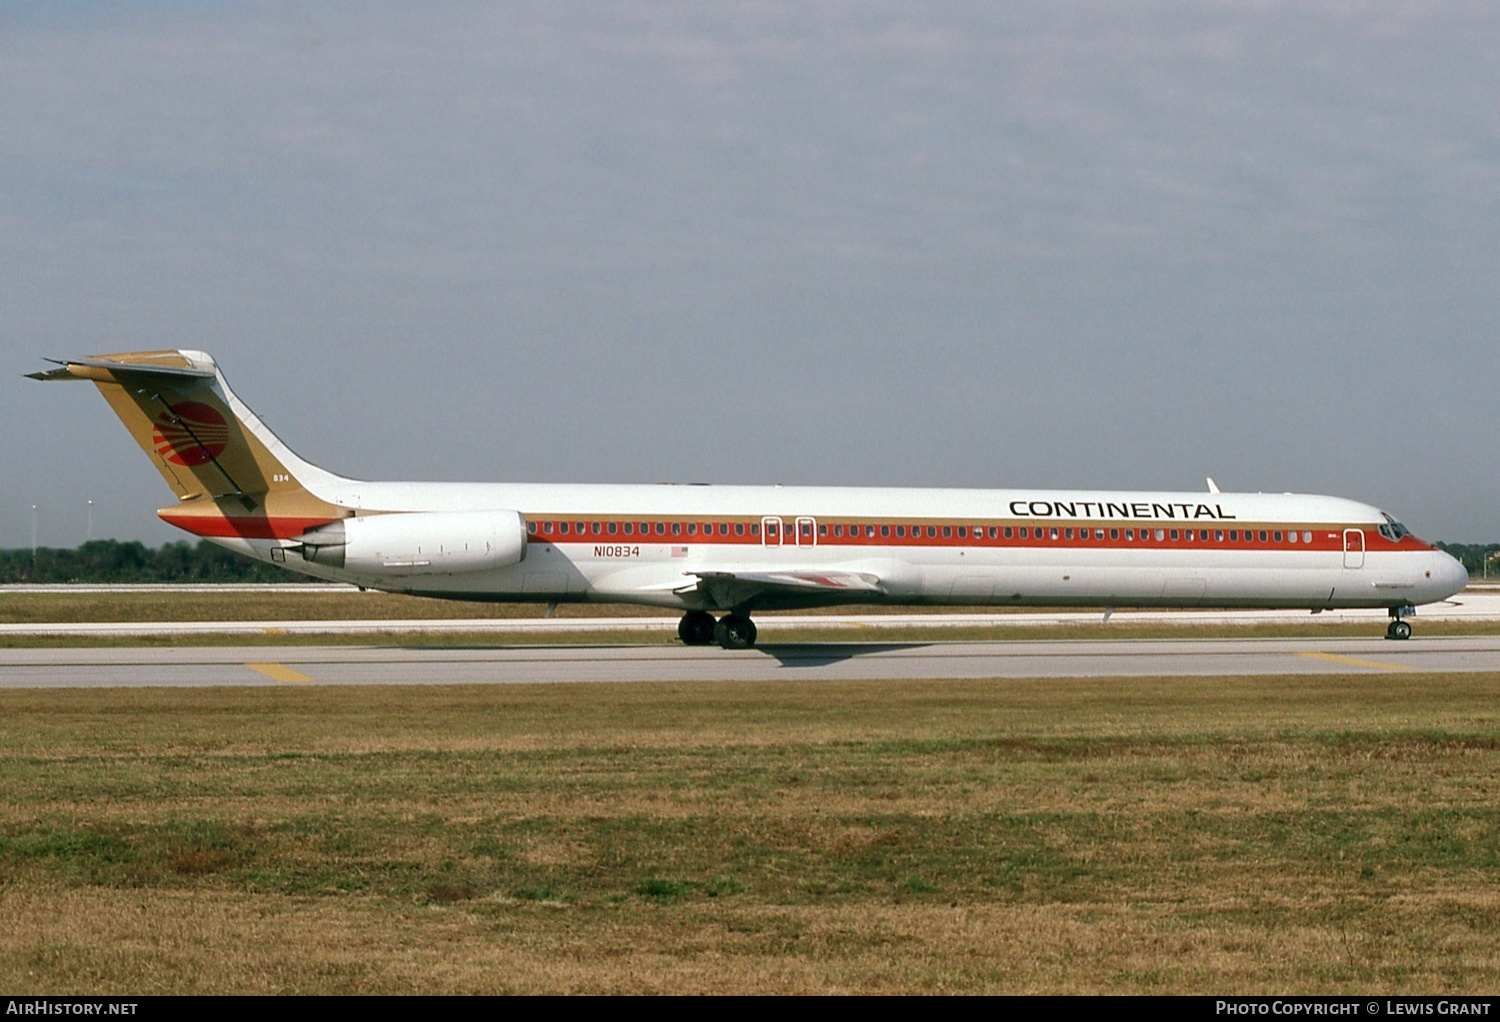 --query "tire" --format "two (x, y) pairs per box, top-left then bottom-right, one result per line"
(678, 611), (717, 646)
(713, 614), (757, 649)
